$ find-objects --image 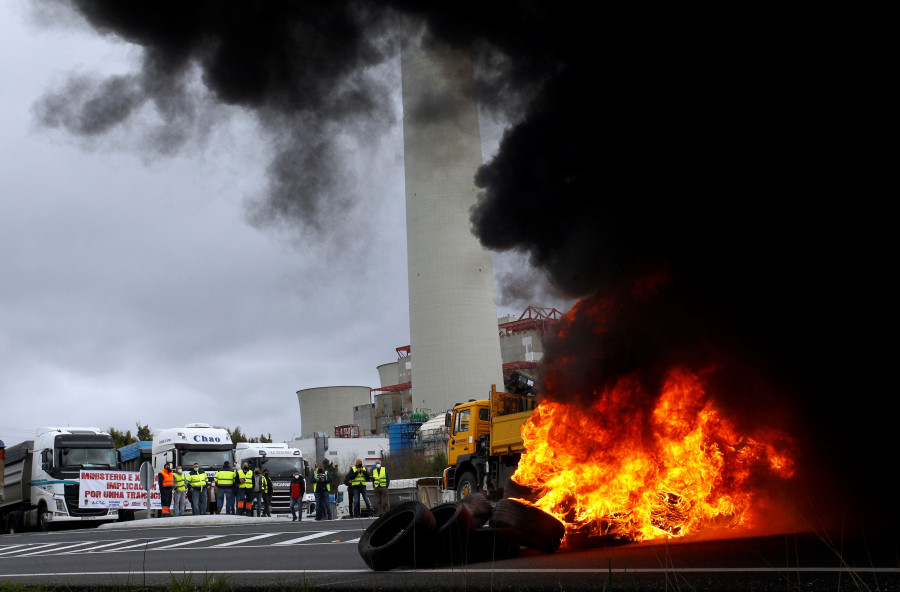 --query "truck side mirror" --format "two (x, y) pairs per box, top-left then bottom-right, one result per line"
(41, 449), (52, 472)
(444, 412), (451, 428)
